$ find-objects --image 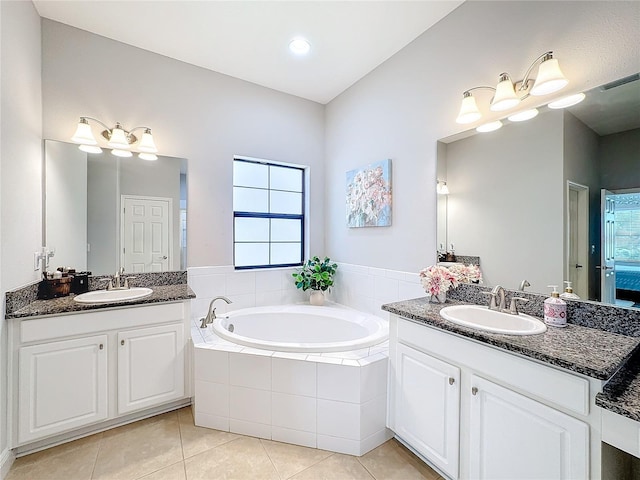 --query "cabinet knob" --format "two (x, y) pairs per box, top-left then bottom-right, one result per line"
(472, 387), (478, 396)
(99, 343), (104, 350)
(448, 377), (455, 385)
(121, 339), (125, 346)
